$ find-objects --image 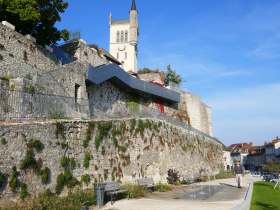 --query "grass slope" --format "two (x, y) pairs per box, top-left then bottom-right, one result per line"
(251, 181), (280, 210)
